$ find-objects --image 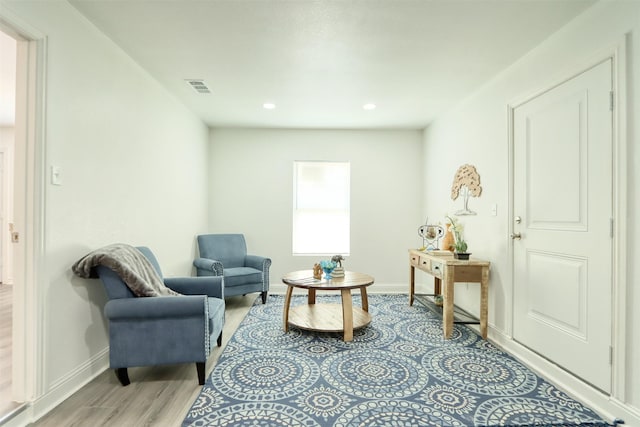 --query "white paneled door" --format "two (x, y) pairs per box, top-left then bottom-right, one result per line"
(513, 59), (612, 393)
